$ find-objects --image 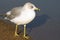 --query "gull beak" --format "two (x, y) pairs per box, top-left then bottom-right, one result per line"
(35, 8), (40, 11)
